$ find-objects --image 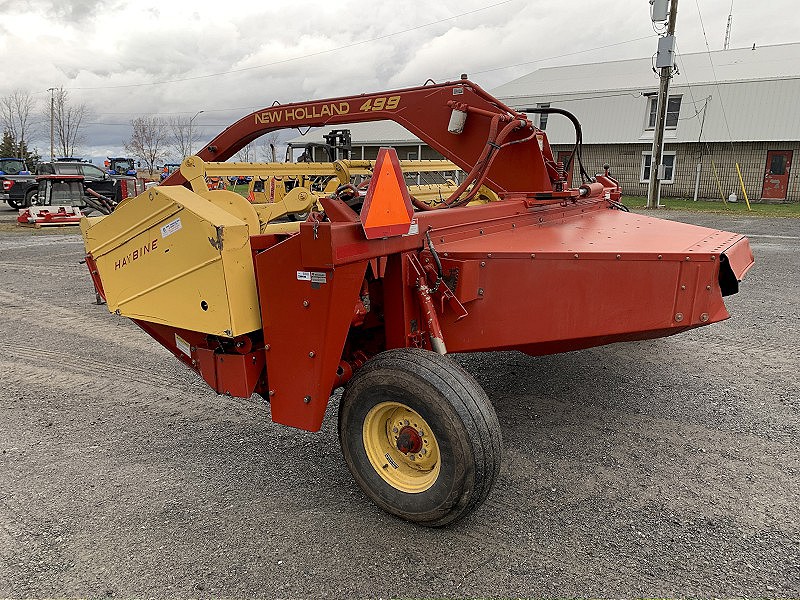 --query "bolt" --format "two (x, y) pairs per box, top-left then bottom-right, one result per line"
(711, 255), (715, 261)
(616, 254), (621, 260)
(681, 285), (686, 290)
(268, 390), (275, 397)
(191, 359), (197, 366)
(479, 229), (484, 235)
(308, 351), (315, 358)
(478, 288), (484, 296)
(531, 253), (536, 259)
(303, 300), (310, 307)
(675, 313), (684, 322)
(487, 253), (492, 258)
(265, 344), (271, 351)
(657, 254), (662, 260)
(409, 455), (416, 461)
(574, 253), (579, 259)
(685, 256), (691, 261)
(480, 261), (486, 267)
(706, 285), (712, 291)
(700, 313), (709, 322)
(303, 395), (311, 404)
(392, 427), (398, 433)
